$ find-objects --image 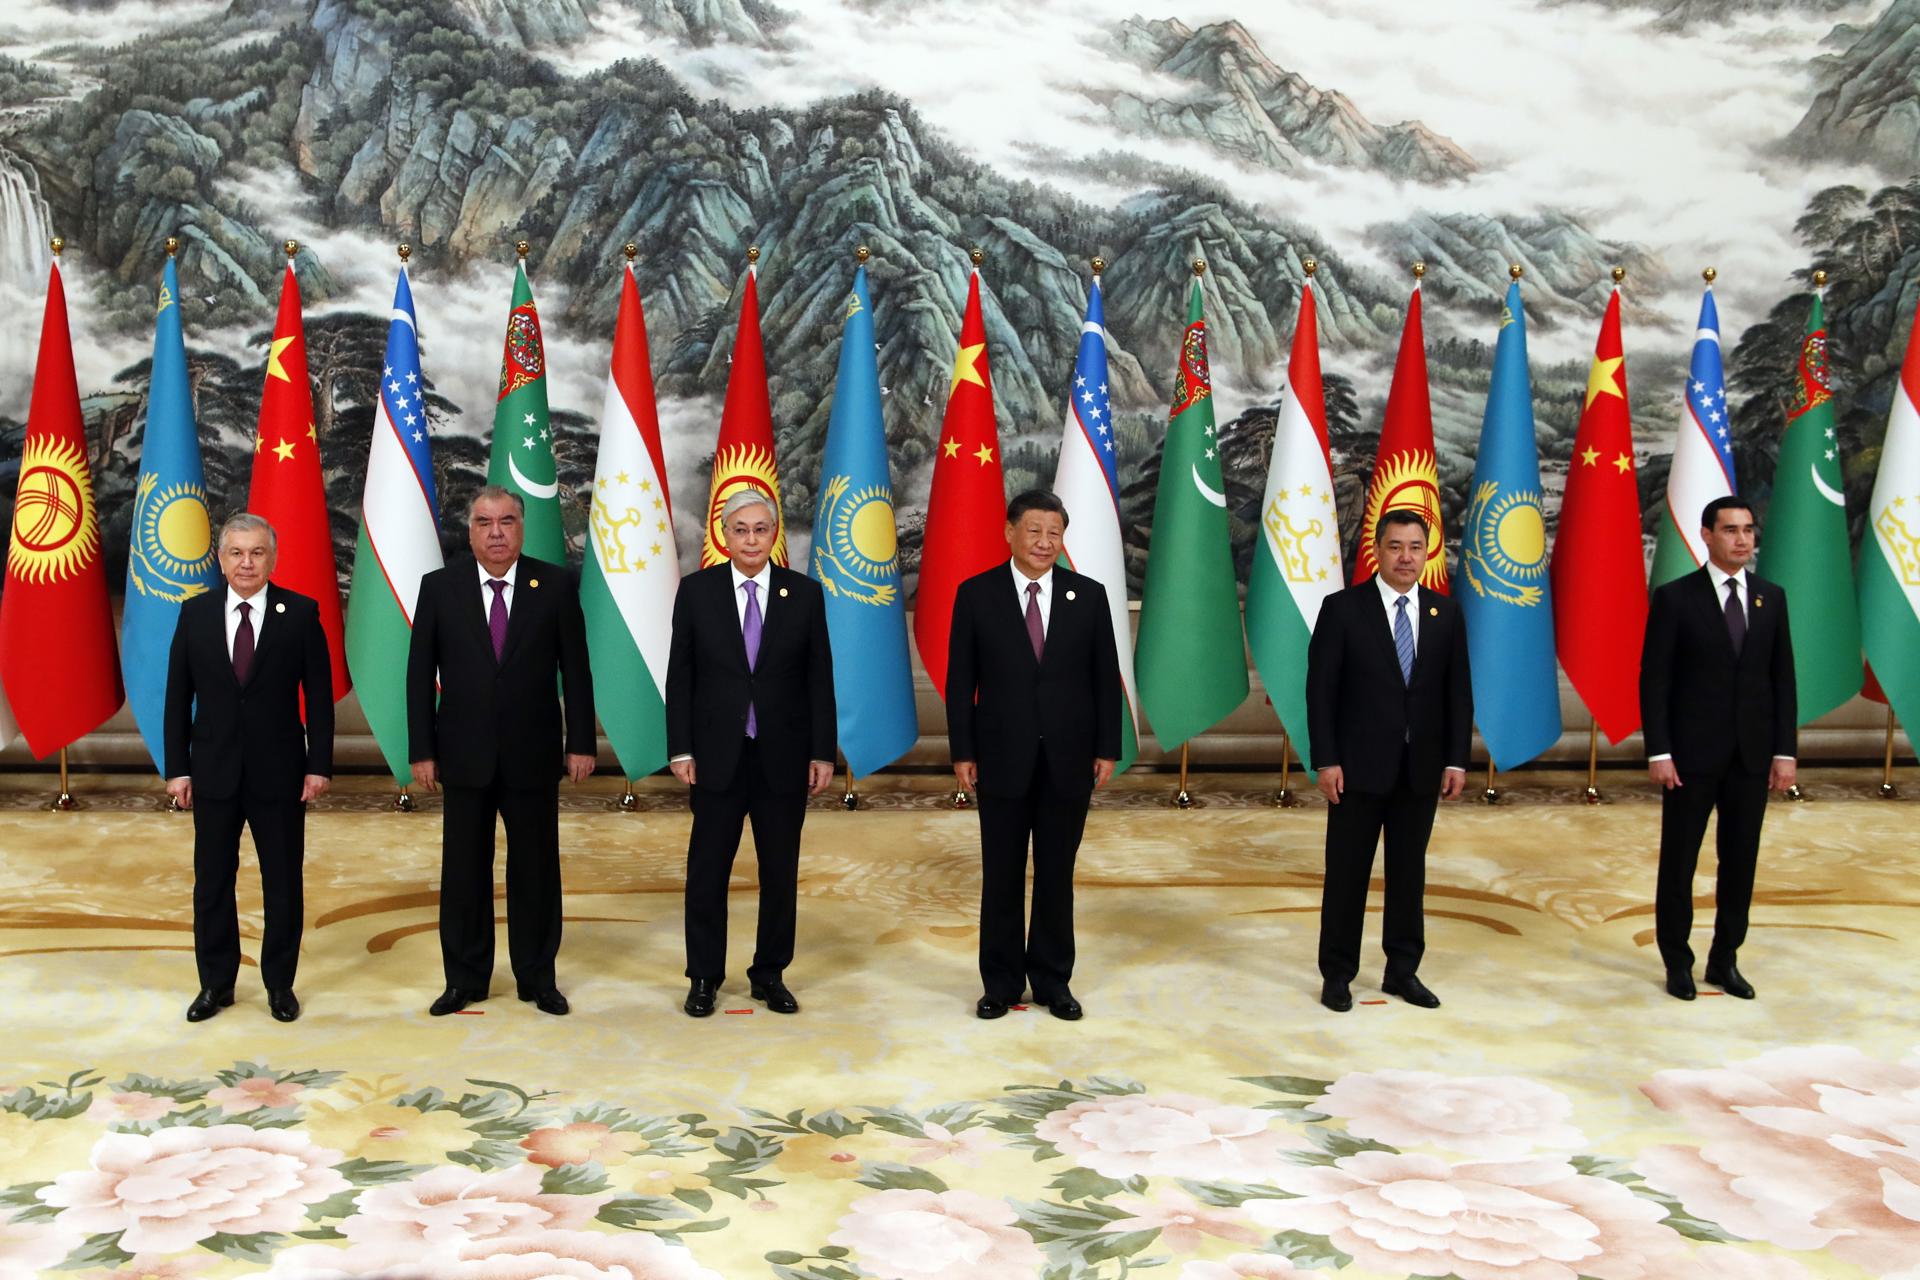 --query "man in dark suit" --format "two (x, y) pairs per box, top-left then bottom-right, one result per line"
(947, 489), (1122, 1022)
(165, 513), (332, 1024)
(666, 487), (835, 1018)
(1306, 510), (1471, 1013)
(407, 486), (596, 1017)
(1641, 496), (1796, 1001)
